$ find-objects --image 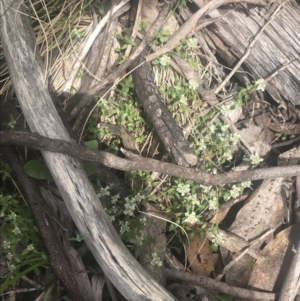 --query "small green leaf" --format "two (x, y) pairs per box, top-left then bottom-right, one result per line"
(211, 244), (219, 252)
(83, 140), (98, 150)
(24, 160), (52, 180)
(201, 222), (208, 229)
